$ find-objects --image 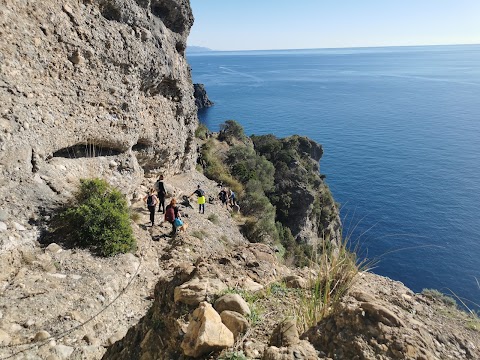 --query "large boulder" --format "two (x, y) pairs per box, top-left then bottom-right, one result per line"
(283, 275), (308, 289)
(181, 302), (234, 358)
(220, 310), (249, 340)
(174, 277), (227, 306)
(269, 319), (299, 347)
(214, 293), (251, 316)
